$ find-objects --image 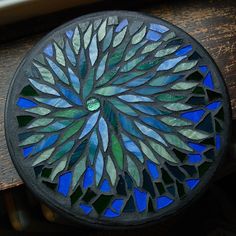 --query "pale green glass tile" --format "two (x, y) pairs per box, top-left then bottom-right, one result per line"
(171, 82), (198, 90)
(131, 26), (146, 44)
(139, 141), (159, 164)
(178, 129), (209, 140)
(164, 103), (192, 111)
(83, 24), (92, 49)
(50, 158), (67, 181)
(127, 155), (140, 186)
(72, 27), (81, 54)
(96, 53), (108, 80)
(89, 34), (98, 66)
(163, 32), (176, 41)
(32, 148), (55, 166)
(141, 41), (162, 54)
(156, 94), (185, 102)
(160, 116), (191, 126)
(98, 19), (107, 41)
(106, 155), (116, 186)
(27, 118), (54, 128)
(72, 157), (86, 189)
(33, 63), (54, 84)
(25, 107), (51, 115)
(19, 134), (44, 146)
(113, 27), (127, 47)
(155, 46), (180, 58)
(54, 43), (65, 66)
(173, 60), (198, 73)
